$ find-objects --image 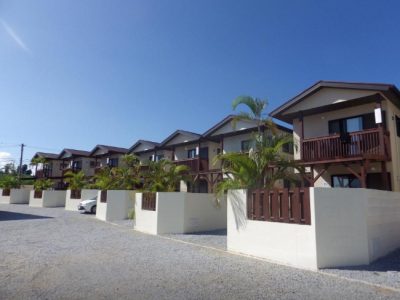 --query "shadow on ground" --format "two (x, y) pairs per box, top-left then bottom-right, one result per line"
(187, 229), (227, 236)
(0, 211), (53, 221)
(326, 249), (400, 272)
